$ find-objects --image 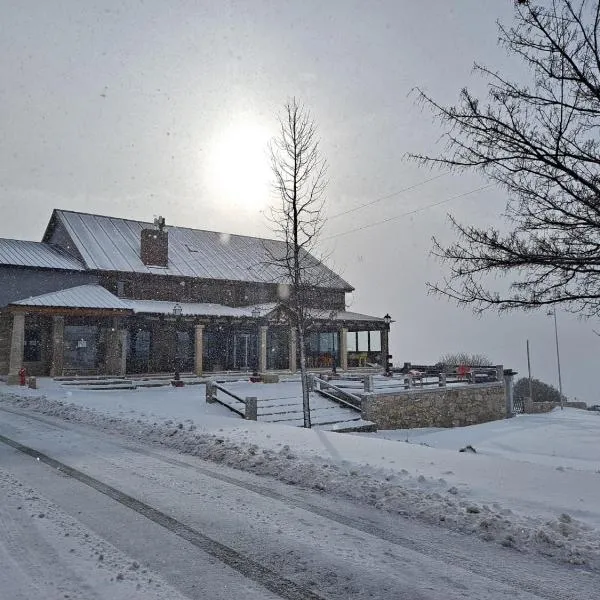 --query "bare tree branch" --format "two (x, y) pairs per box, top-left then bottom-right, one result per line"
(409, 0), (600, 316)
